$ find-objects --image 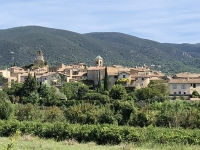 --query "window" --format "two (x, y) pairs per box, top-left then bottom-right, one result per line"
(179, 91), (181, 94)
(193, 84), (196, 88)
(181, 84), (185, 89)
(173, 84), (177, 89)
(135, 78), (138, 80)
(142, 78), (144, 80)
(114, 75), (118, 78)
(184, 92), (186, 94)
(174, 92), (176, 94)
(123, 75), (126, 78)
